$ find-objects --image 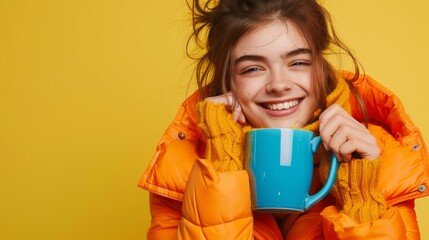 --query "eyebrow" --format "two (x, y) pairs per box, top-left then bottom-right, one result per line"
(283, 48), (311, 58)
(234, 48), (311, 66)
